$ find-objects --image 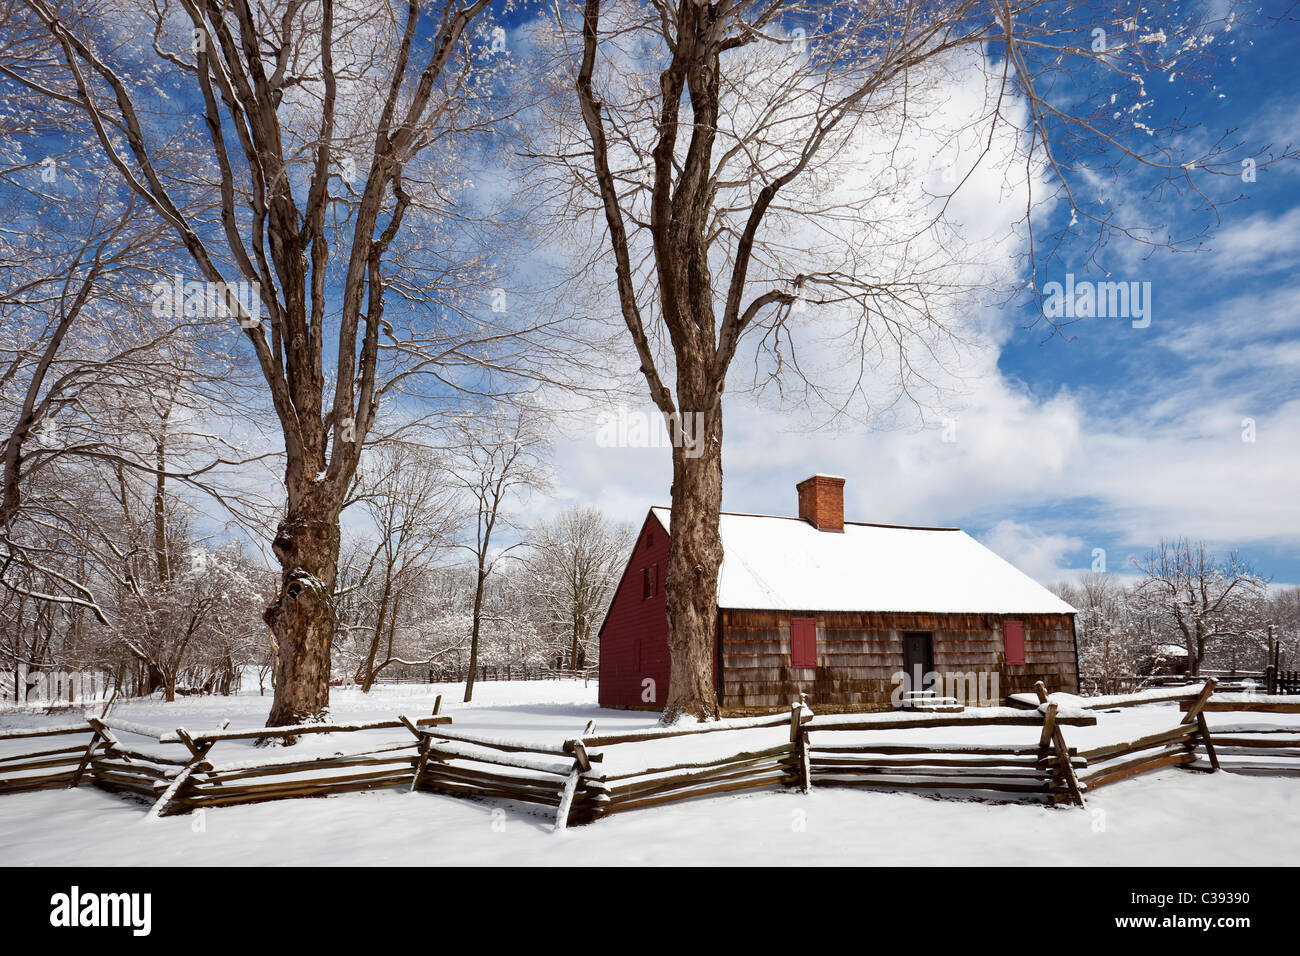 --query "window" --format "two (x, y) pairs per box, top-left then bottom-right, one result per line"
(790, 617), (817, 668)
(1003, 620), (1026, 665)
(642, 564), (657, 600)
